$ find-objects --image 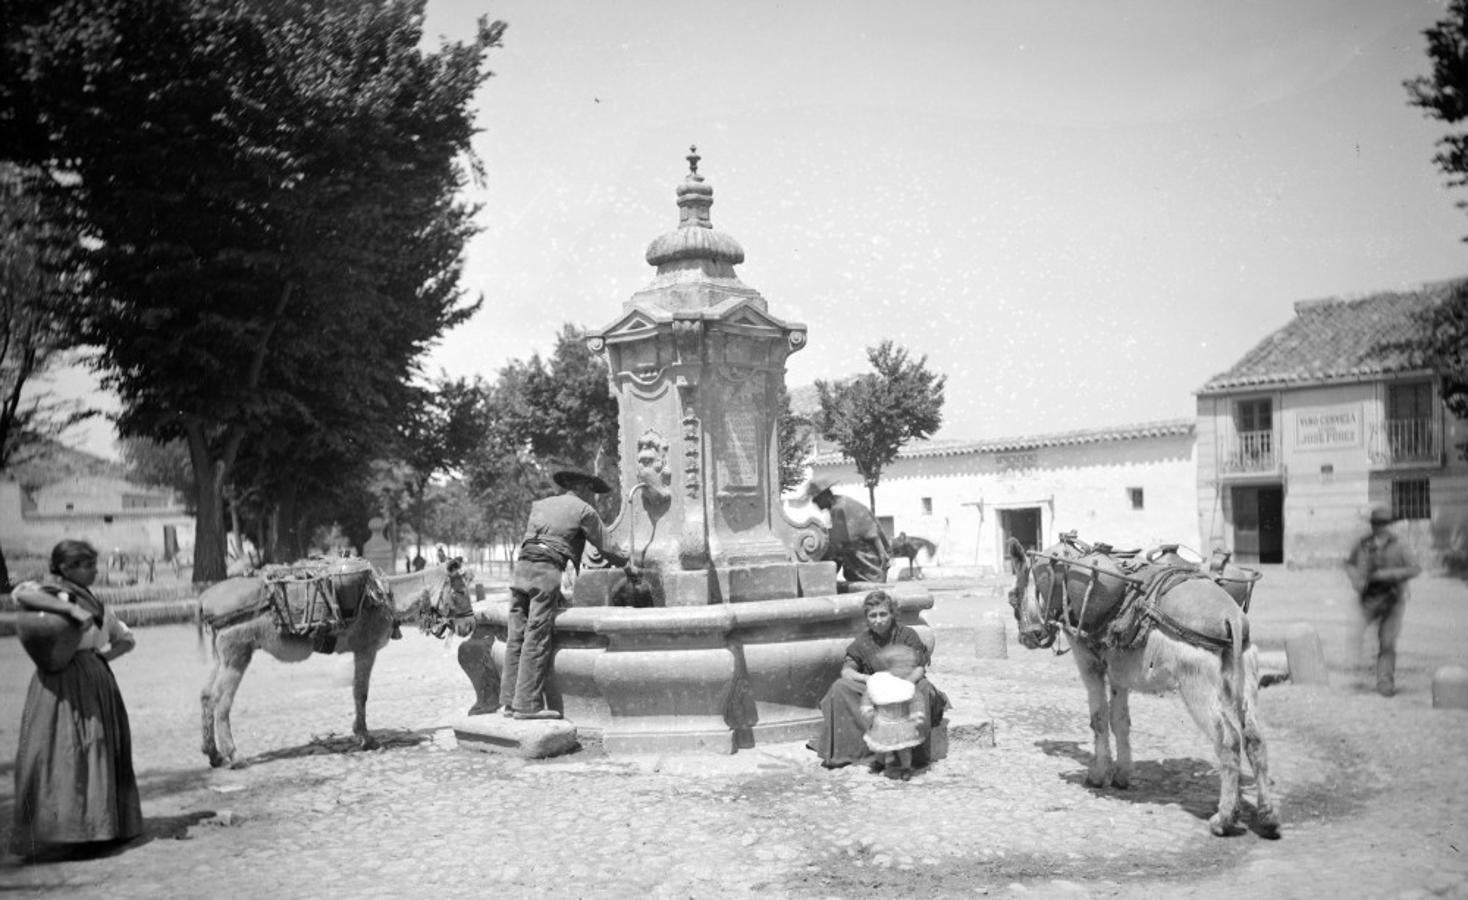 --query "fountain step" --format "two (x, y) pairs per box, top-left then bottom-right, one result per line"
(452, 714), (579, 759)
